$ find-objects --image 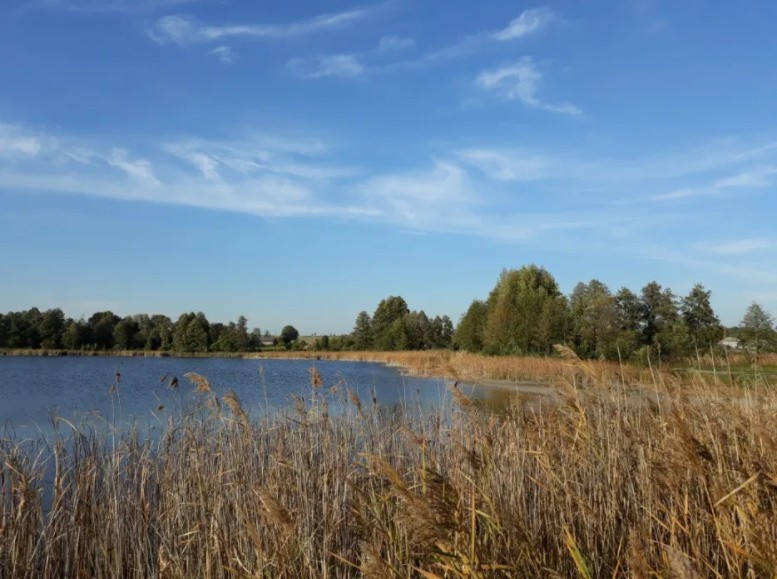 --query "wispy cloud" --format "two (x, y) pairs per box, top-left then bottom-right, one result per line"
(376, 35), (415, 52)
(652, 164), (777, 201)
(457, 149), (548, 181)
(30, 0), (196, 13)
(106, 148), (160, 185)
(149, 6), (374, 46)
(289, 7), (558, 81)
(0, 123), (44, 156)
(4, 119), (774, 280)
(492, 7), (555, 41)
(697, 238), (777, 255)
(0, 121), (367, 218)
(287, 54), (365, 79)
(713, 165), (777, 188)
(361, 161), (474, 227)
(209, 45), (236, 64)
(476, 57), (581, 114)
